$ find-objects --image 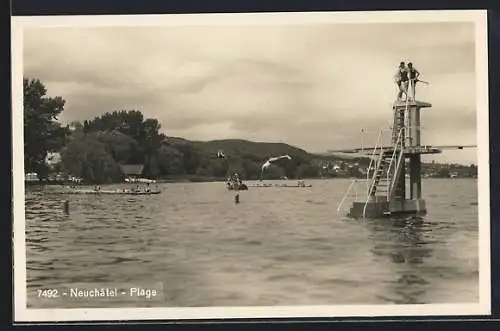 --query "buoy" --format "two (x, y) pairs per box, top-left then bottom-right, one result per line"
(234, 194), (240, 204)
(63, 200), (69, 215)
